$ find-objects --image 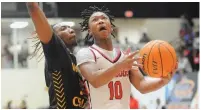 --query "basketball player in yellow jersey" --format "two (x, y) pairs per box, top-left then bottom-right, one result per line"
(76, 6), (177, 109)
